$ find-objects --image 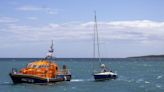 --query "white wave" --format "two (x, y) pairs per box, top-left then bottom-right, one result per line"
(156, 75), (163, 79)
(71, 79), (93, 82)
(156, 84), (162, 88)
(136, 78), (144, 83)
(71, 79), (84, 82)
(144, 81), (150, 84)
(0, 81), (11, 85)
